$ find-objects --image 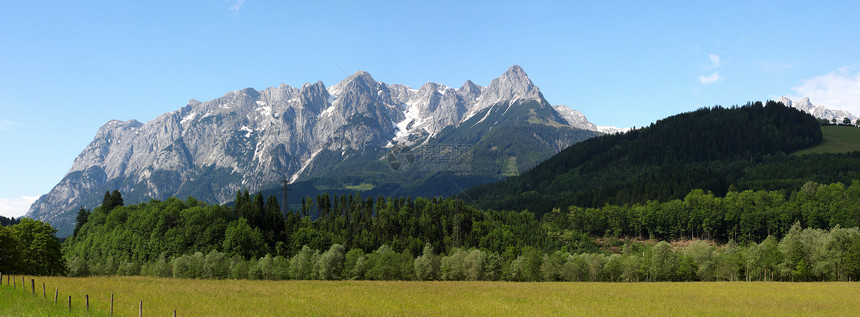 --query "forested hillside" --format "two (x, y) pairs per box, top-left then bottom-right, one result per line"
(463, 101), (856, 216)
